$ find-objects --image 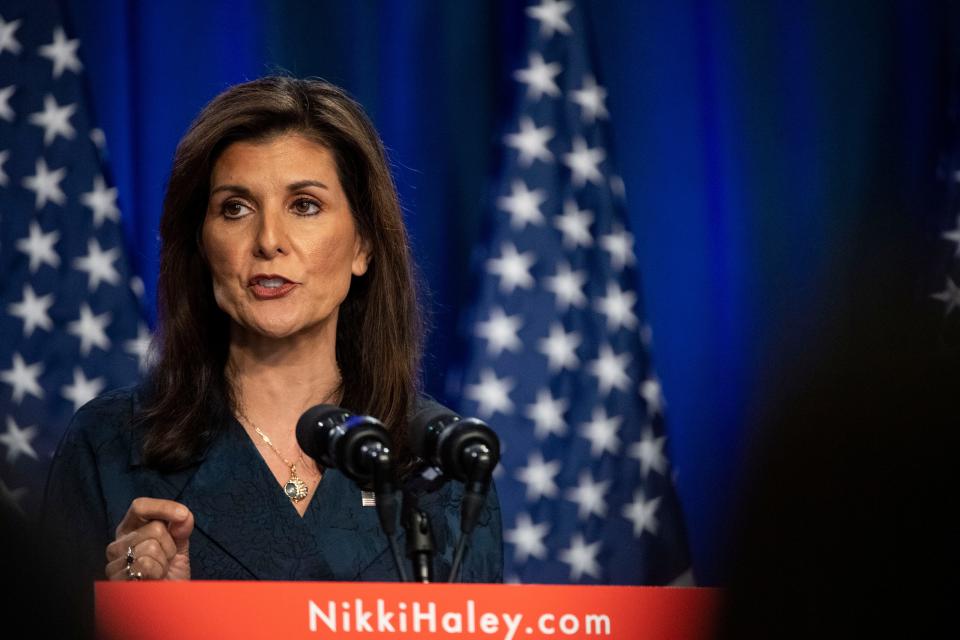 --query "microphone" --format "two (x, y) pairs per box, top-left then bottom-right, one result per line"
(296, 404), (393, 485)
(410, 402), (501, 497)
(409, 403), (500, 581)
(296, 404), (408, 581)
